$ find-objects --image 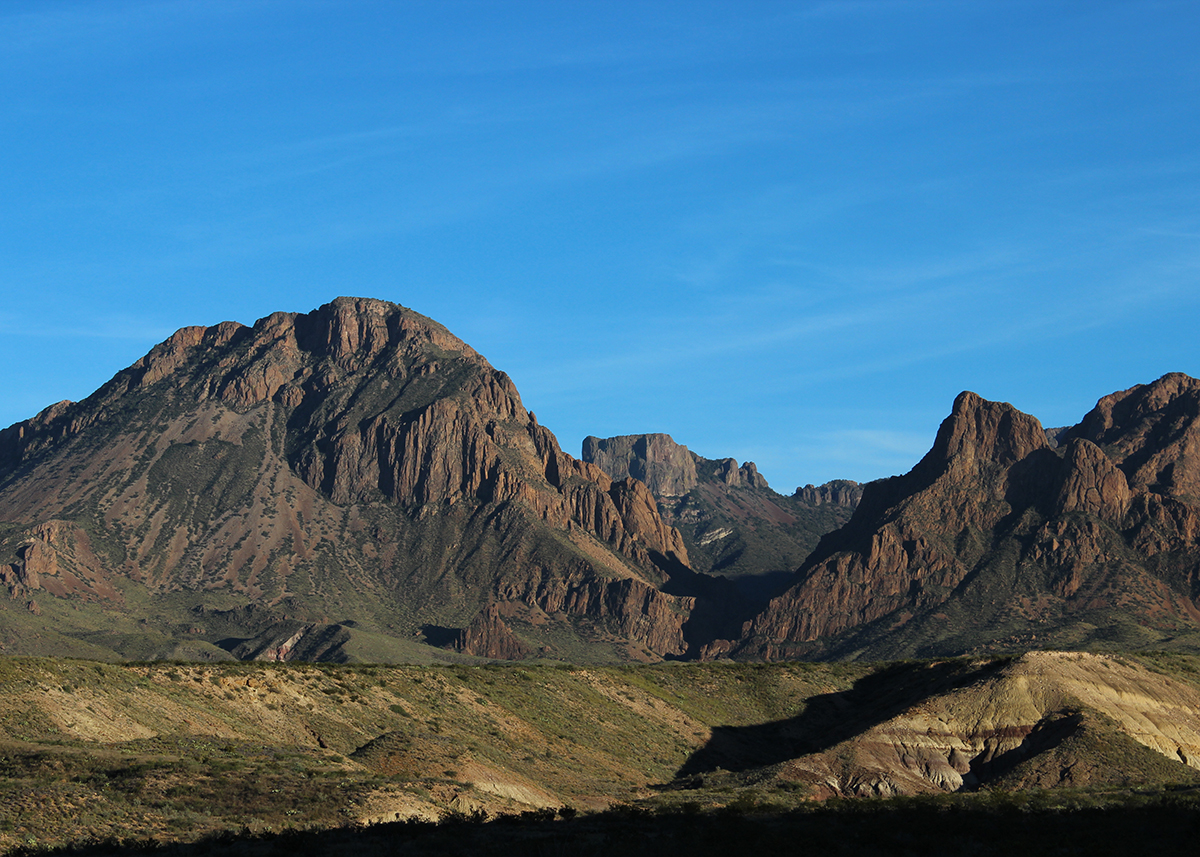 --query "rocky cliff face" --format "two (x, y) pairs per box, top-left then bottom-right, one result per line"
(794, 479), (863, 508)
(582, 434), (860, 603)
(1068, 372), (1200, 502)
(6, 304), (1199, 666)
(582, 434), (700, 497)
(451, 603), (532, 660)
(582, 434), (774, 495)
(728, 374), (1200, 660)
(0, 520), (120, 603)
(0, 298), (696, 661)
